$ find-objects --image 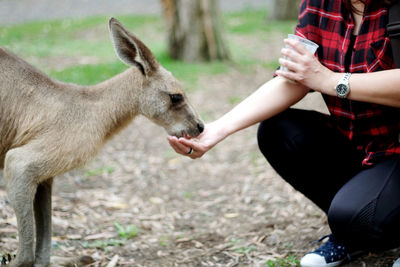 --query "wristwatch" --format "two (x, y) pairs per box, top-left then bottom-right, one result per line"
(335, 73), (351, 98)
